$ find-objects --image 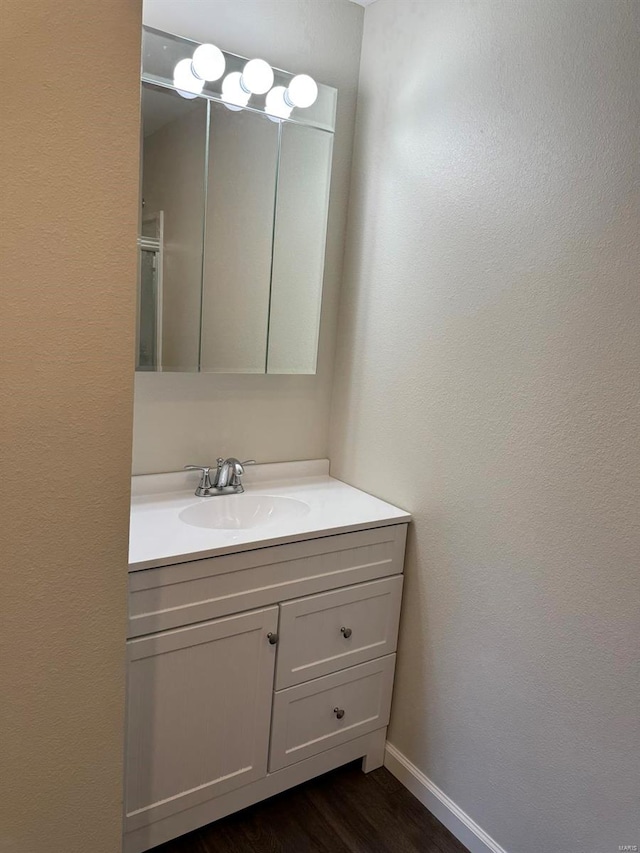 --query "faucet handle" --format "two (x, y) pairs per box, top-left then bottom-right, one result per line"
(184, 465), (214, 490)
(233, 460), (256, 490)
(237, 459), (256, 480)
